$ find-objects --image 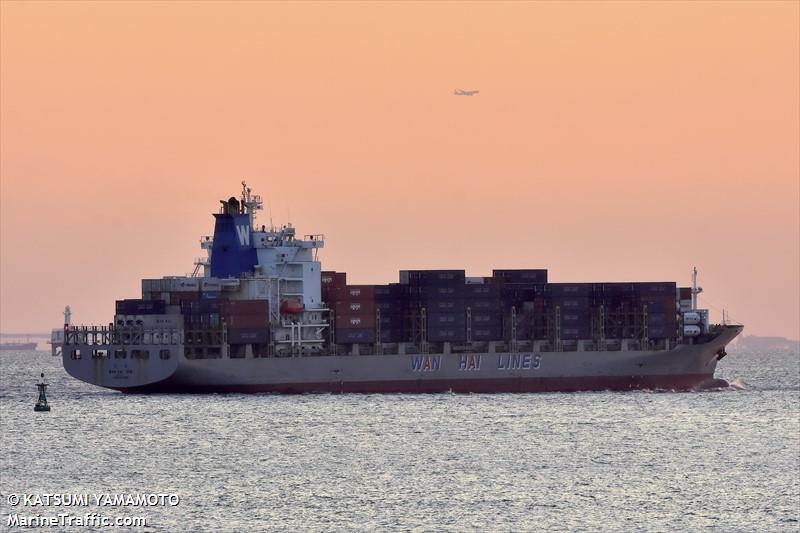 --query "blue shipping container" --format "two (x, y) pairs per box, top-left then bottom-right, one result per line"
(428, 327), (466, 342)
(116, 299), (166, 315)
(471, 326), (503, 341)
(228, 327), (270, 344)
(335, 328), (376, 344)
